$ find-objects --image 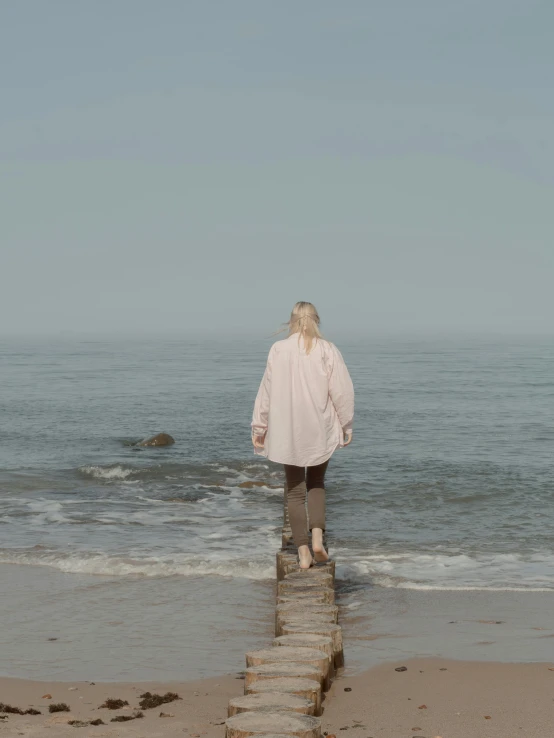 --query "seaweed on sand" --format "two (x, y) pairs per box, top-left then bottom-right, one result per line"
(0, 704), (41, 715)
(99, 698), (129, 709)
(49, 703), (70, 713)
(139, 691), (181, 710)
(111, 711), (143, 722)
